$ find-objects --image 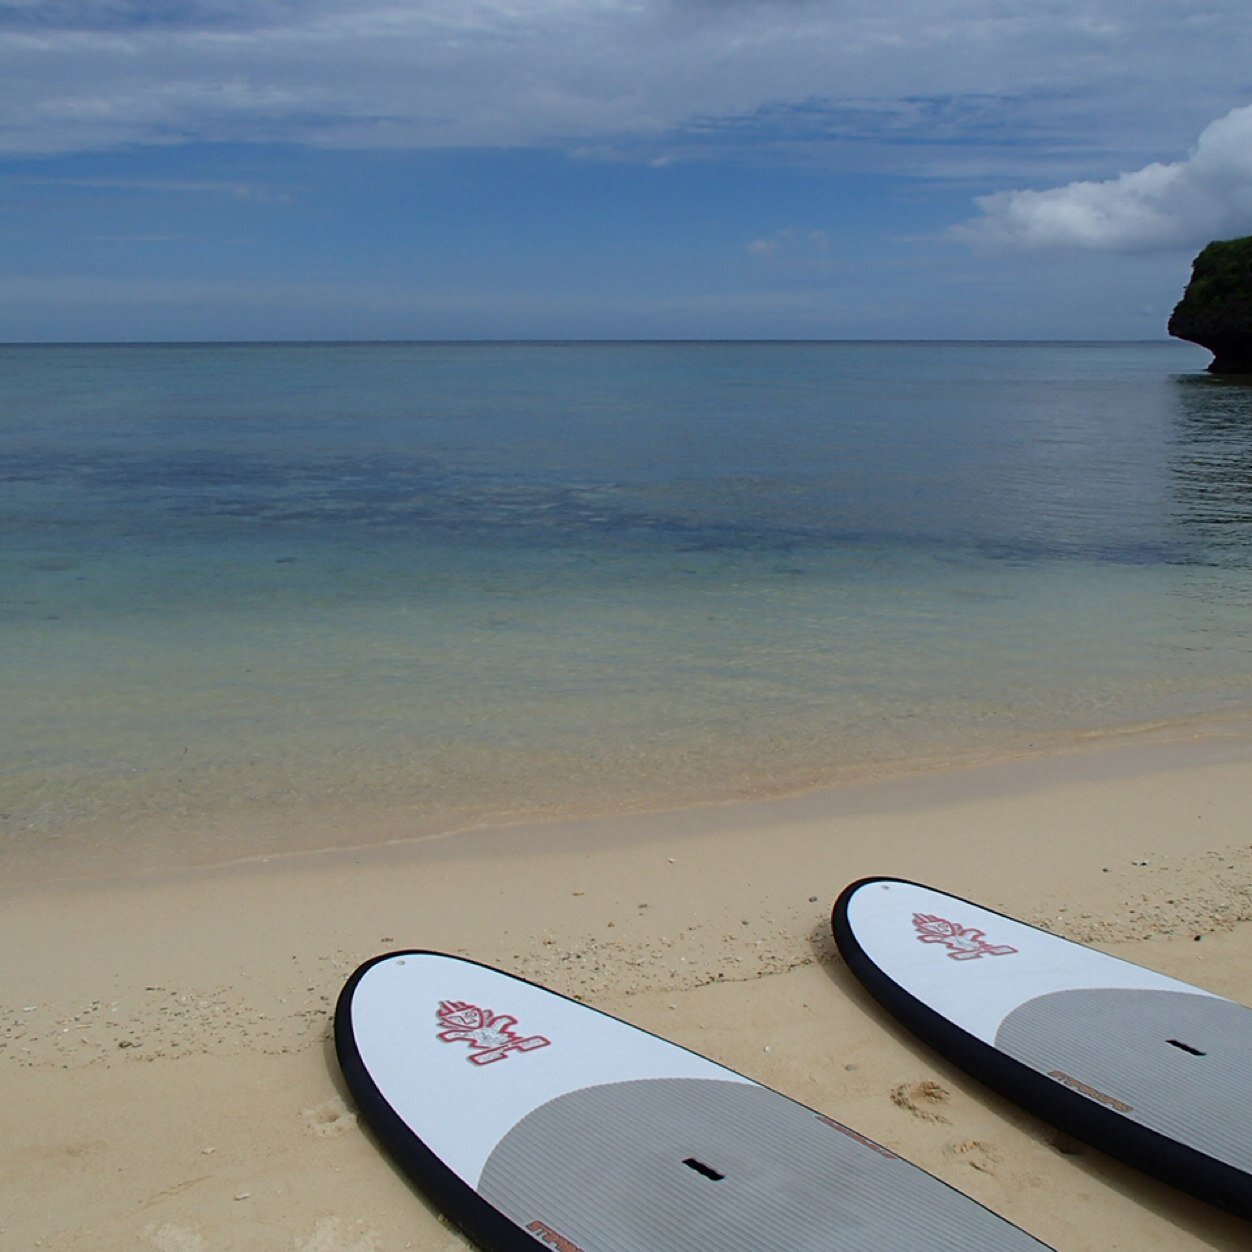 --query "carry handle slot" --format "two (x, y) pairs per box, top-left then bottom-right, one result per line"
(683, 1157), (725, 1181)
(1167, 1038), (1206, 1056)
